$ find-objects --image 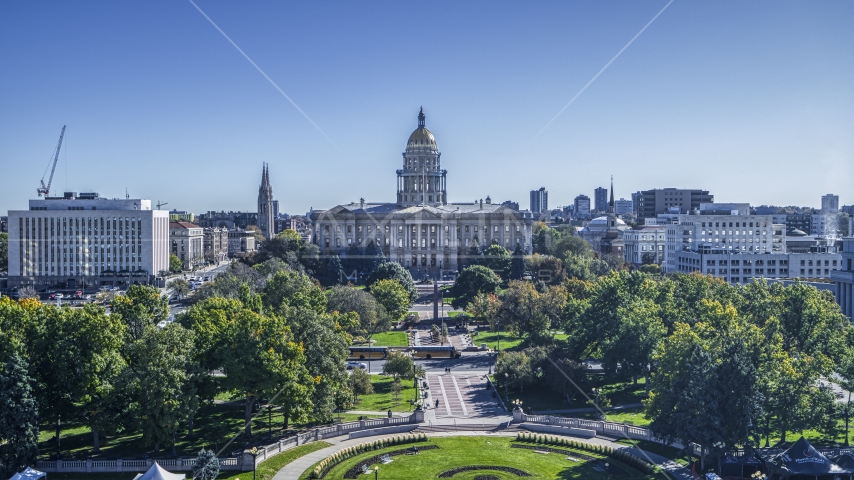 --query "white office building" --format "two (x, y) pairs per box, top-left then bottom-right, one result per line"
(832, 237), (854, 319)
(623, 225), (666, 266)
(675, 247), (842, 284)
(663, 207), (785, 273)
(7, 192), (169, 288)
(614, 198), (634, 216)
(822, 194), (840, 213)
